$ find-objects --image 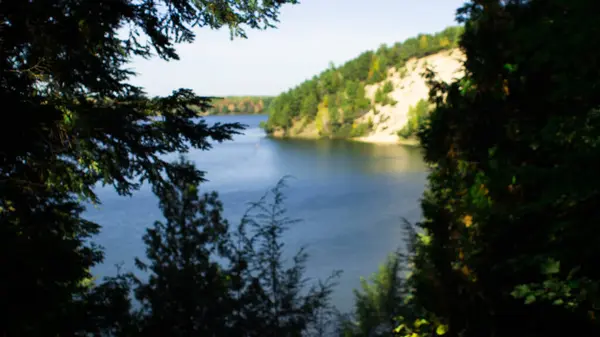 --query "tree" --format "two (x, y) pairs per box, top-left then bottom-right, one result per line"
(234, 178), (341, 336)
(419, 35), (429, 51)
(328, 94), (340, 133)
(397, 99), (431, 139)
(382, 81), (394, 94)
(367, 56), (384, 84)
(411, 1), (600, 337)
(439, 37), (451, 48)
(339, 252), (410, 337)
(0, 0), (298, 335)
(132, 158), (241, 337)
(89, 164), (339, 336)
(345, 80), (360, 99)
(374, 87), (387, 104)
(355, 86), (371, 112)
(374, 84), (396, 107)
(301, 93), (319, 117)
